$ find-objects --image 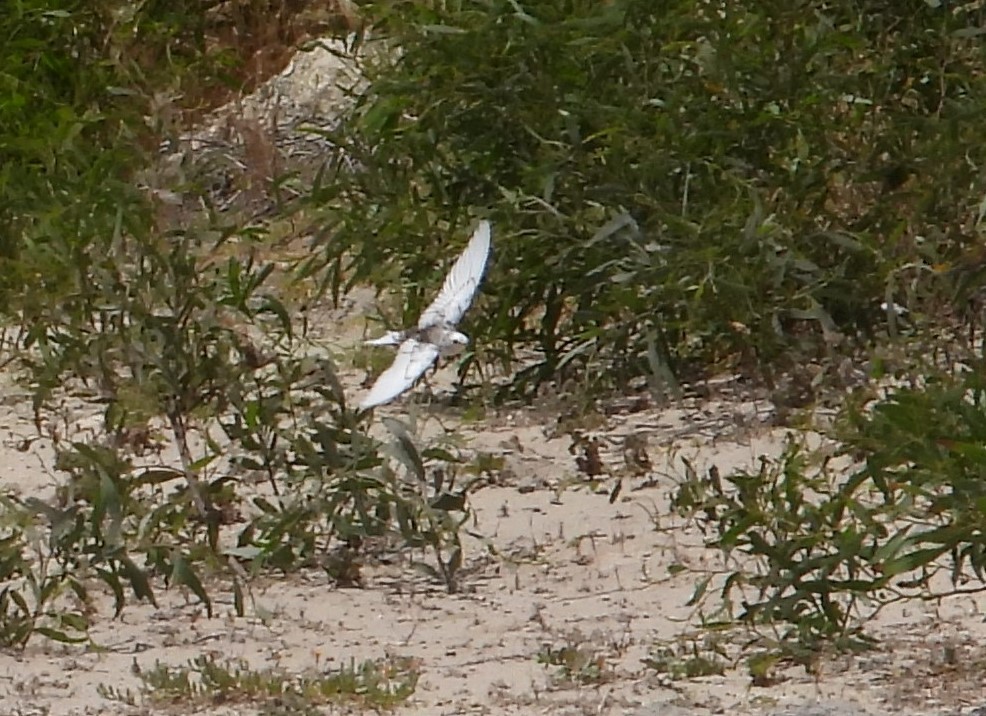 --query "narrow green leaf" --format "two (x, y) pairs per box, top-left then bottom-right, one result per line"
(382, 417), (426, 481)
(686, 575), (712, 607)
(170, 554), (213, 617)
(120, 556), (156, 607)
(34, 627), (87, 644)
